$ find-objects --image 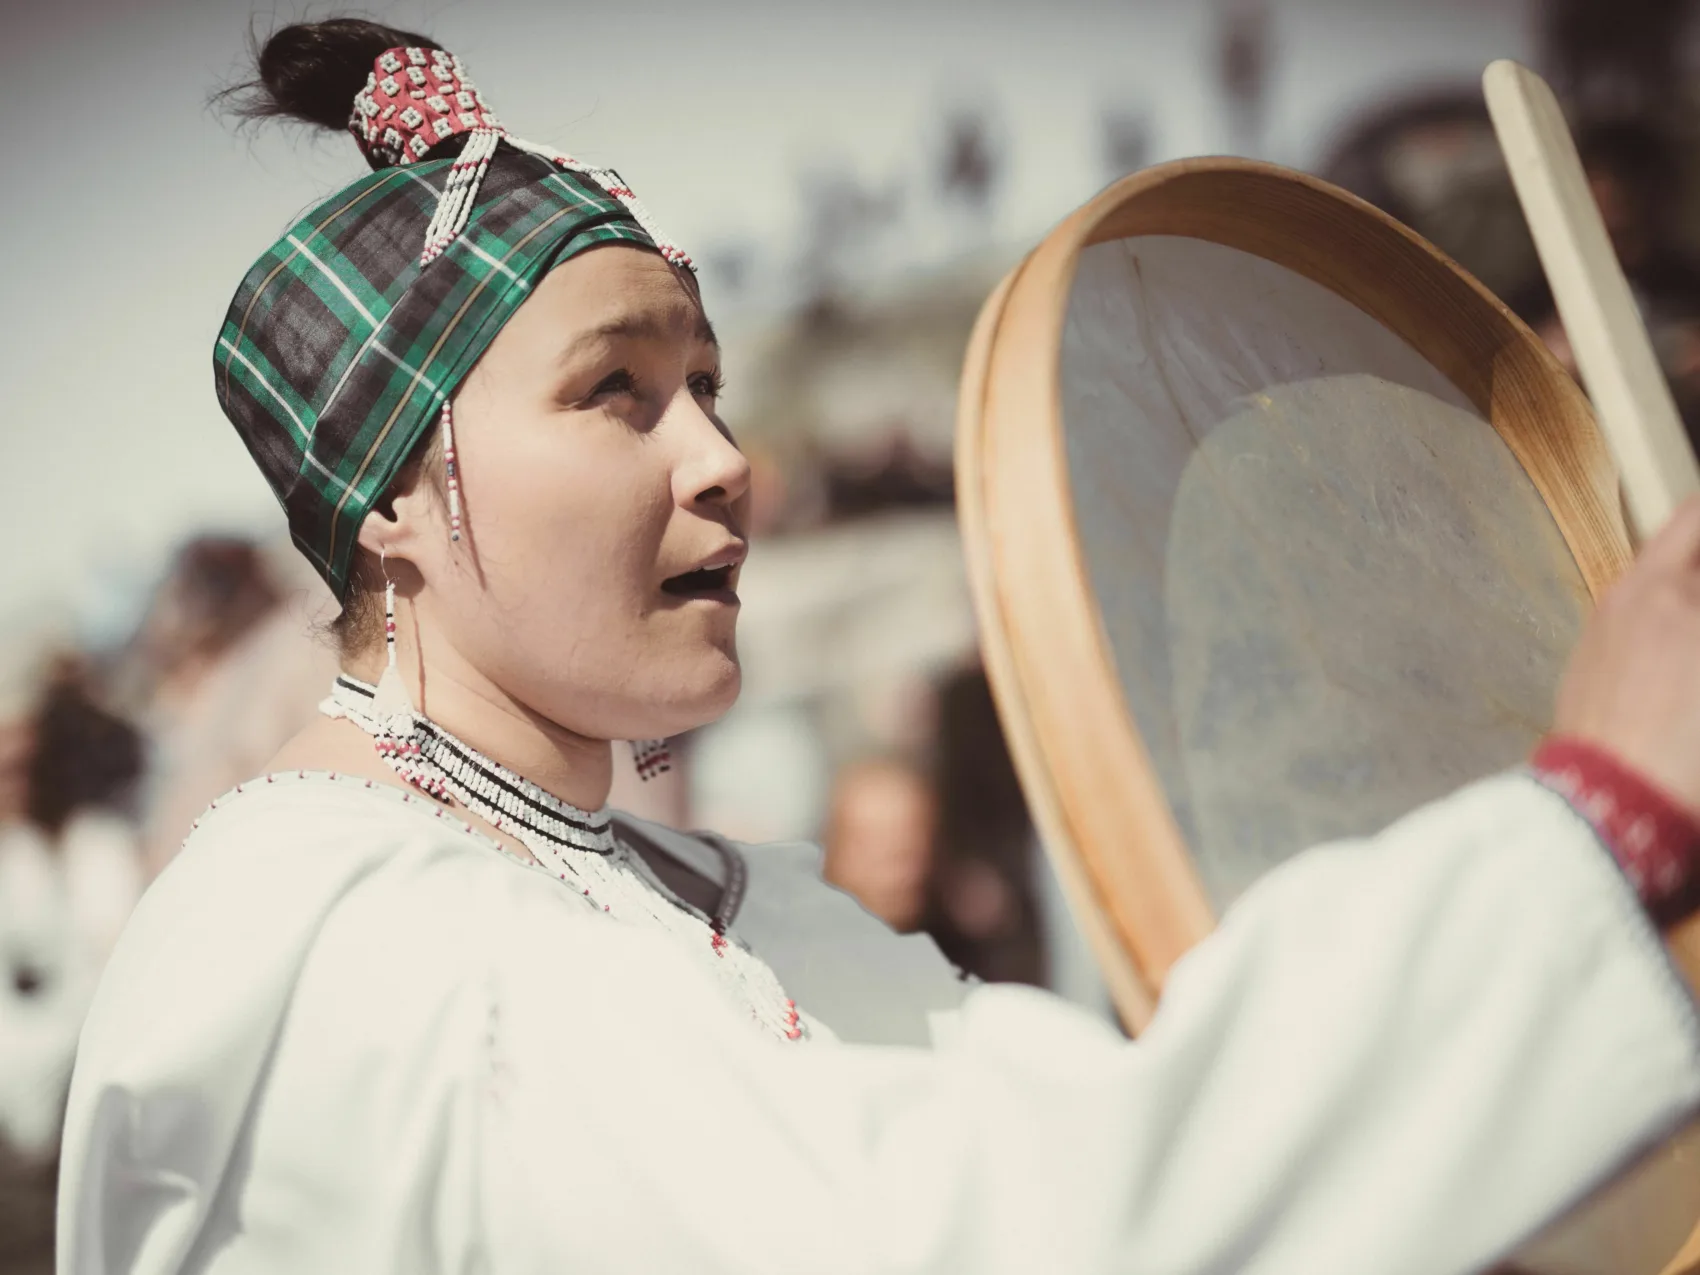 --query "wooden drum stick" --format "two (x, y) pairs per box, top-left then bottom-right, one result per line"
(1484, 60), (1700, 538)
